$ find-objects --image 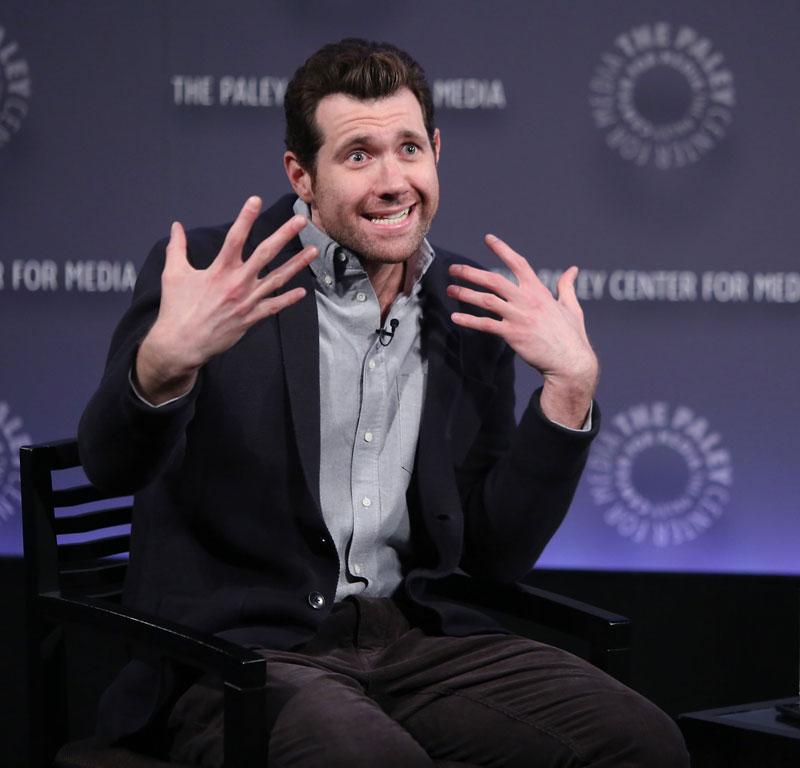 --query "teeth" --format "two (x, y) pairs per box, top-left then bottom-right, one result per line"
(369, 207), (410, 224)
